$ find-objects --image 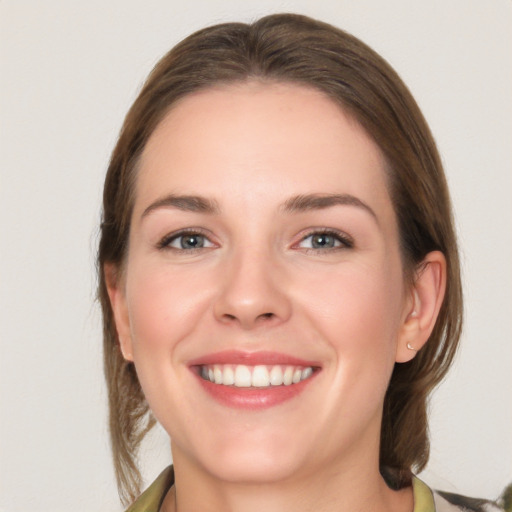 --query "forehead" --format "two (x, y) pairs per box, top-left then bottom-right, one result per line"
(135, 81), (391, 216)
